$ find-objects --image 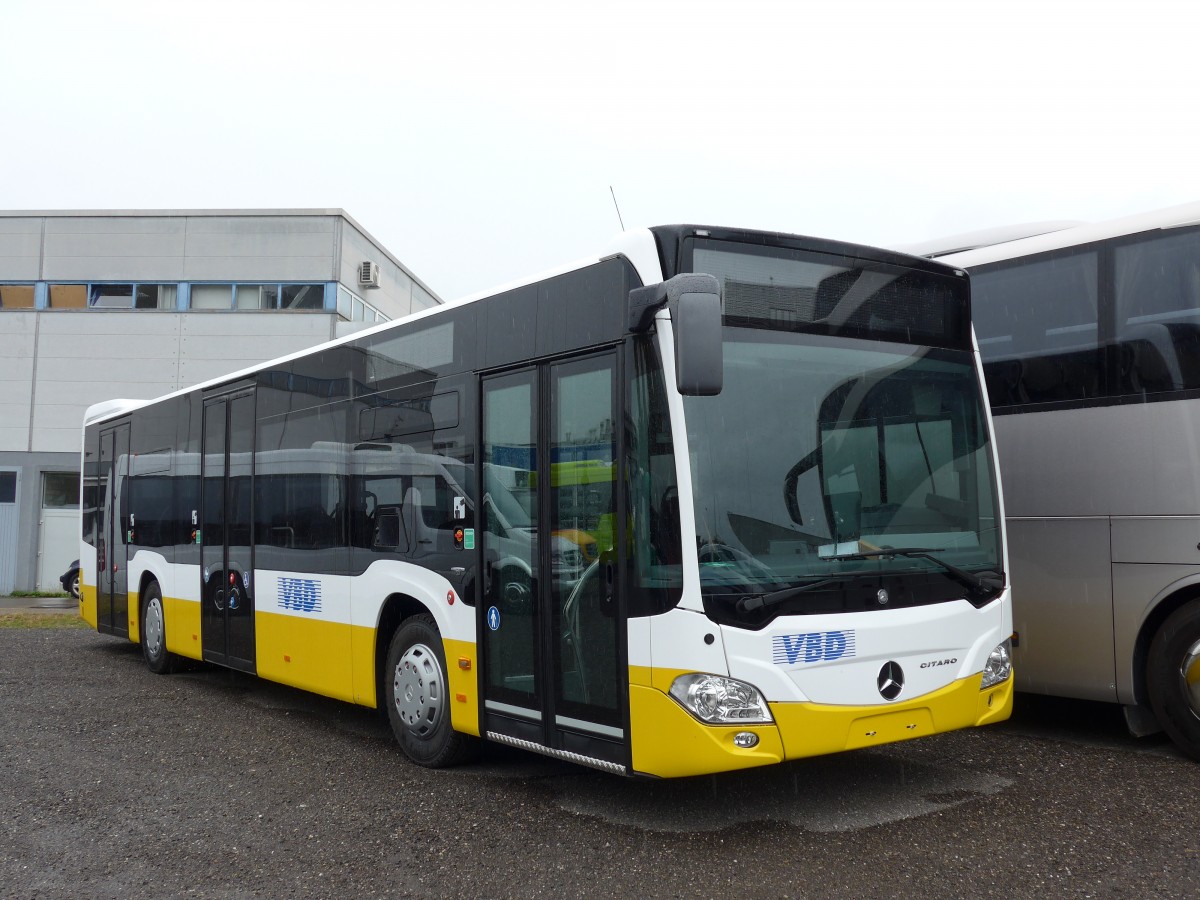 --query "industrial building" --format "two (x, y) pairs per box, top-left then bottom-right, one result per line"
(0, 209), (441, 593)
